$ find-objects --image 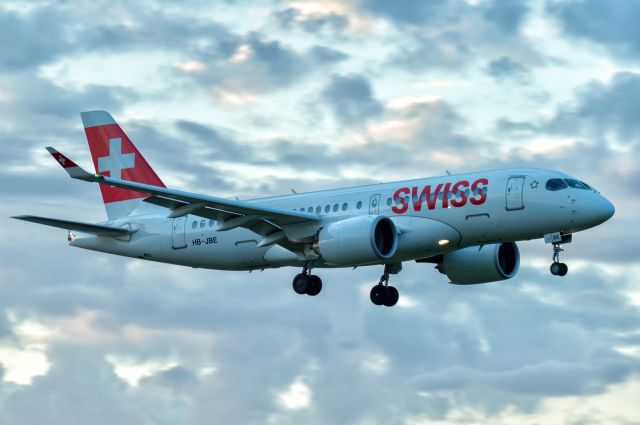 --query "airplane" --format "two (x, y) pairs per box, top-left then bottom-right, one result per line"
(13, 110), (615, 307)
